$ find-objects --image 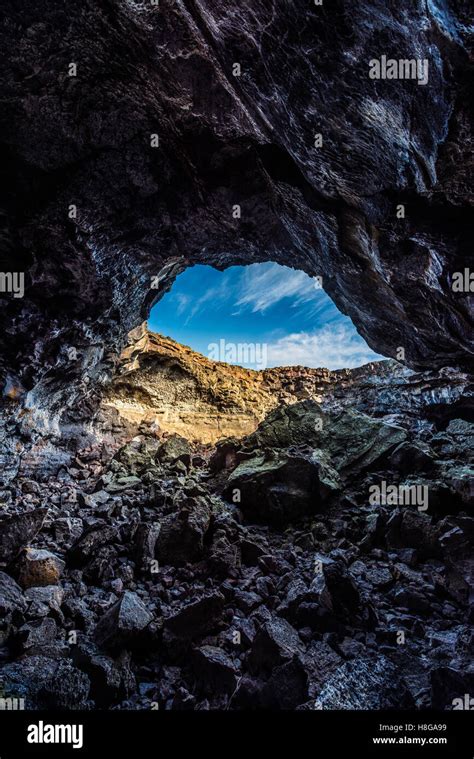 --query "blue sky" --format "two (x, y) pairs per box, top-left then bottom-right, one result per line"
(148, 263), (383, 370)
